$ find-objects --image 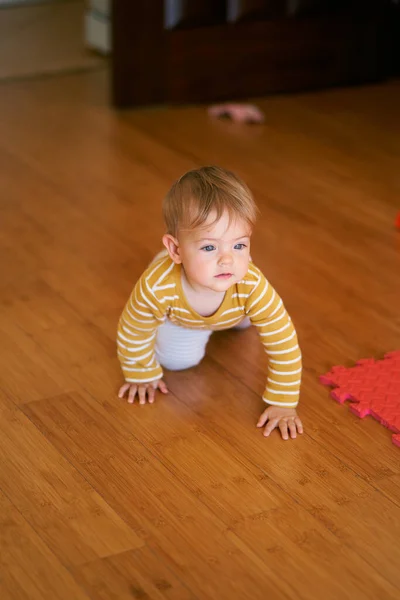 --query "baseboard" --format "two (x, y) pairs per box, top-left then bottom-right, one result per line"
(85, 10), (111, 55)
